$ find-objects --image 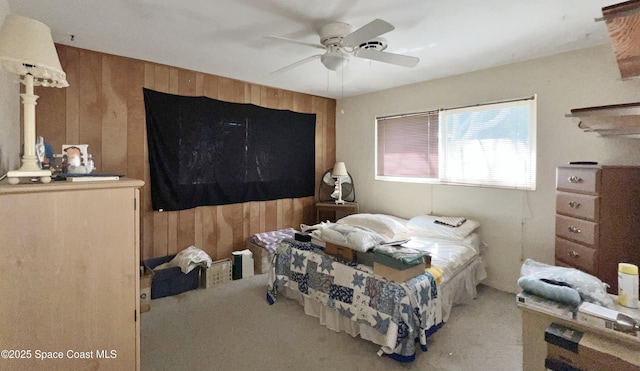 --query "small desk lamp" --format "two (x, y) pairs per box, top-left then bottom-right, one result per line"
(0, 15), (68, 184)
(331, 162), (348, 204)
